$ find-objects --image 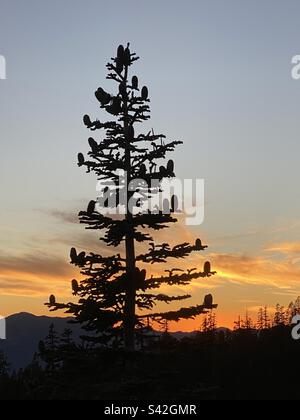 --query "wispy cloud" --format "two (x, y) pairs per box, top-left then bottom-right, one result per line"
(0, 276), (49, 296)
(212, 251), (300, 289)
(1, 218), (300, 330)
(0, 253), (71, 277)
(0, 252), (76, 297)
(48, 210), (78, 224)
(212, 221), (300, 246)
(265, 242), (300, 255)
